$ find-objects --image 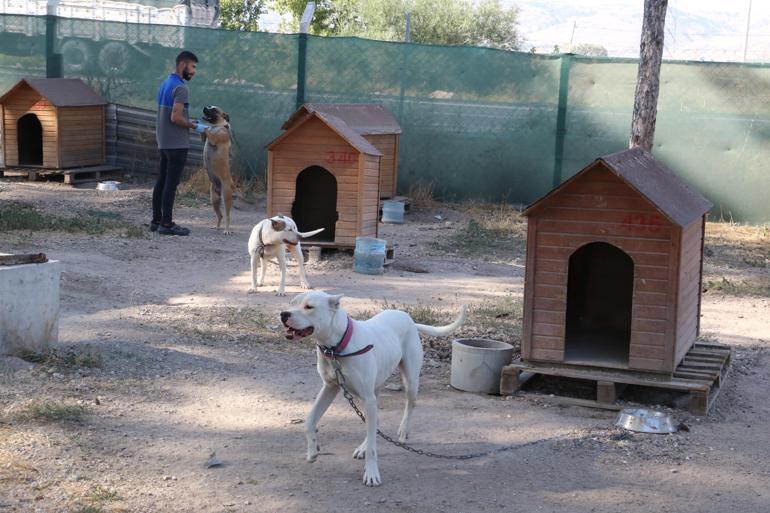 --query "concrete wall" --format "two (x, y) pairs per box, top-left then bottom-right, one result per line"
(0, 260), (61, 355)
